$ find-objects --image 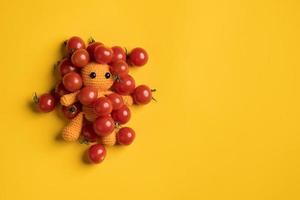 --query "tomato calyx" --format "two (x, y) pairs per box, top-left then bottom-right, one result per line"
(151, 88), (157, 101)
(150, 89), (157, 102)
(33, 92), (39, 104)
(115, 122), (121, 129)
(78, 137), (90, 145)
(68, 104), (78, 114)
(113, 75), (121, 82)
(88, 37), (96, 44)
